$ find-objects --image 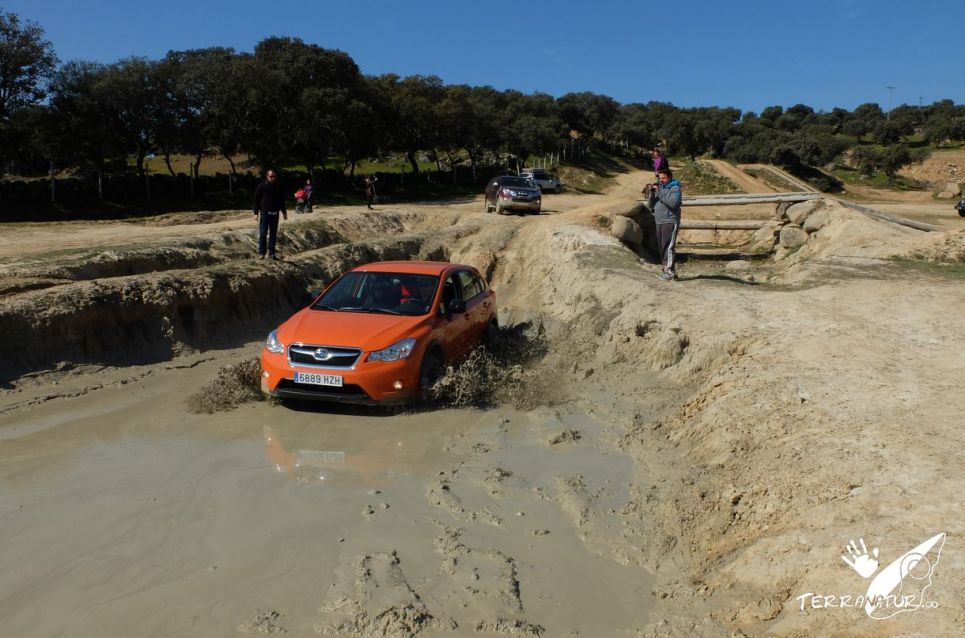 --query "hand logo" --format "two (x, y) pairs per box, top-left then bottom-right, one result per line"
(841, 538), (879, 579)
